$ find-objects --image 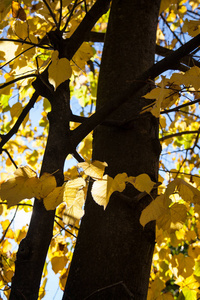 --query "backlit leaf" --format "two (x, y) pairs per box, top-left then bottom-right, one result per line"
(91, 173), (127, 209)
(48, 50), (72, 90)
(128, 173), (155, 194)
(34, 173), (57, 200)
(140, 194), (170, 227)
(12, 1), (26, 21)
(43, 186), (64, 210)
(78, 160), (107, 179)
